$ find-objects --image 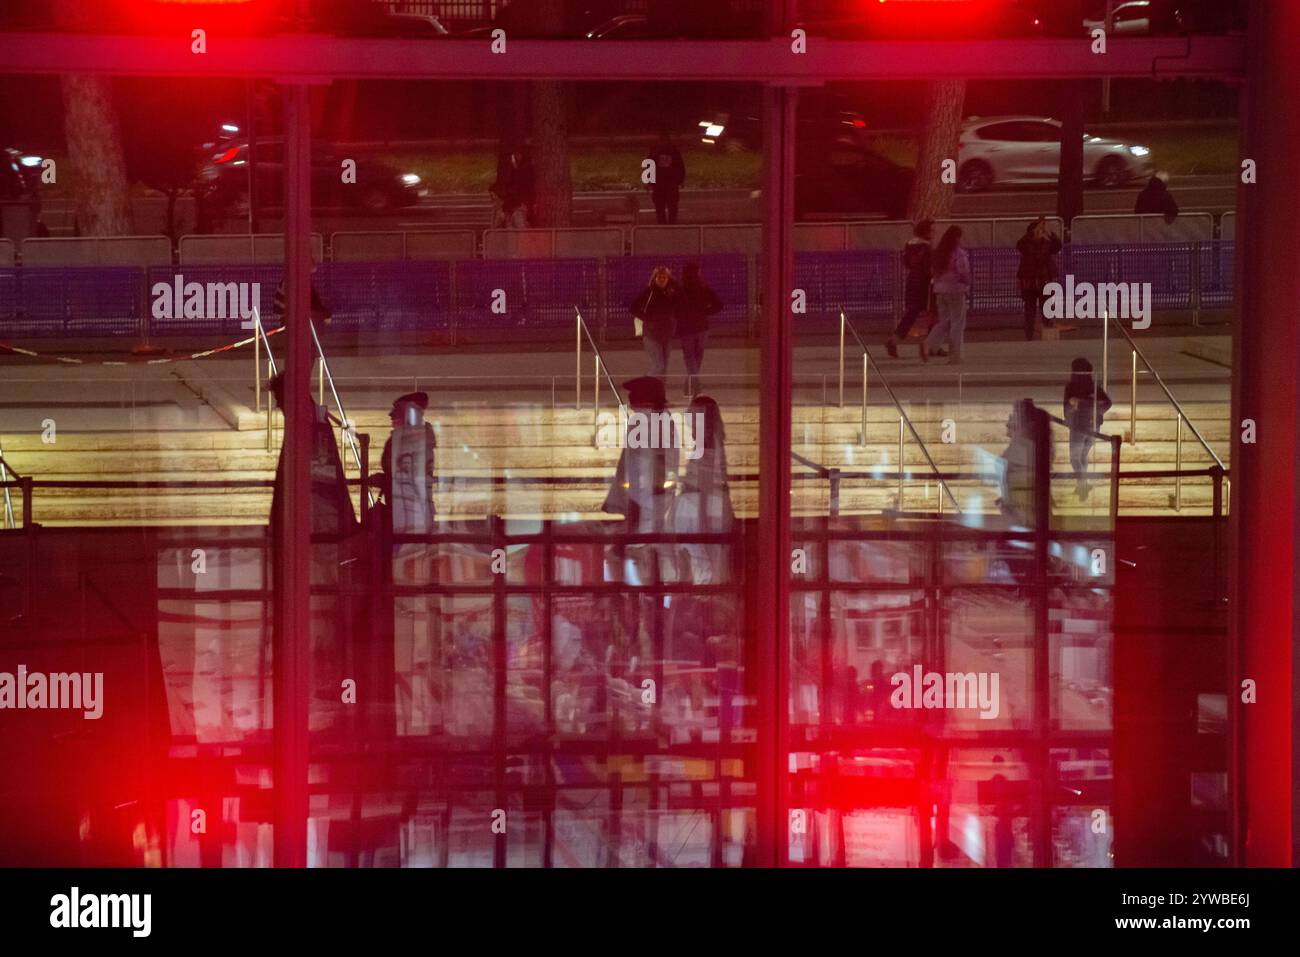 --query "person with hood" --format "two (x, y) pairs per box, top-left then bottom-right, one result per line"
(1016, 217), (1063, 340)
(491, 146), (535, 228)
(1063, 357), (1112, 499)
(603, 376), (679, 587)
(630, 265), (682, 378)
(646, 133), (686, 225)
(1134, 173), (1179, 224)
(886, 219), (933, 360)
(670, 394), (735, 584)
(378, 391), (437, 536)
(924, 226), (972, 365)
(677, 261), (723, 397)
